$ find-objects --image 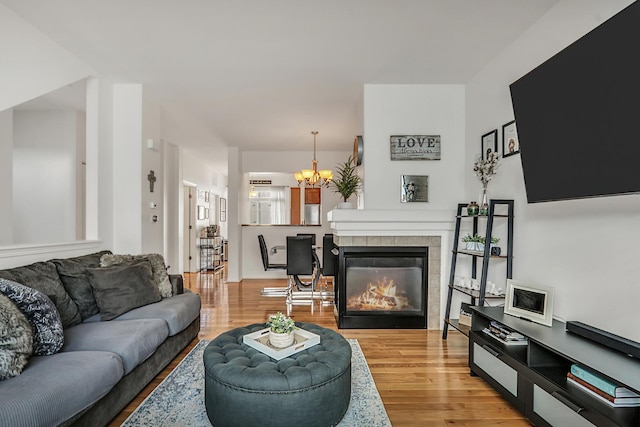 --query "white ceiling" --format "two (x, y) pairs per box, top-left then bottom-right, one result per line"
(2, 0), (558, 174)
